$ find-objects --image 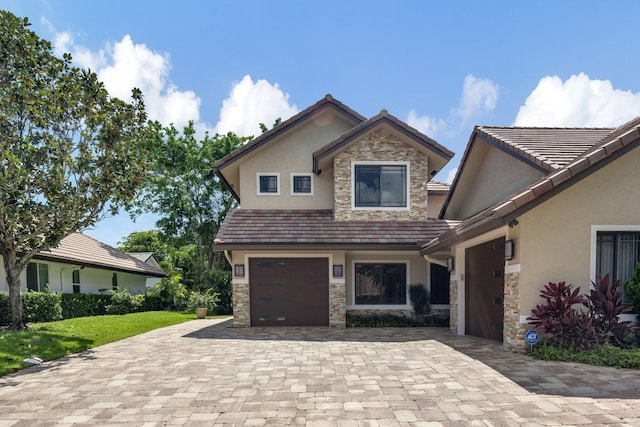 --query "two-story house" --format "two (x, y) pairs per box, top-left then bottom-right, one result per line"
(214, 95), (456, 327)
